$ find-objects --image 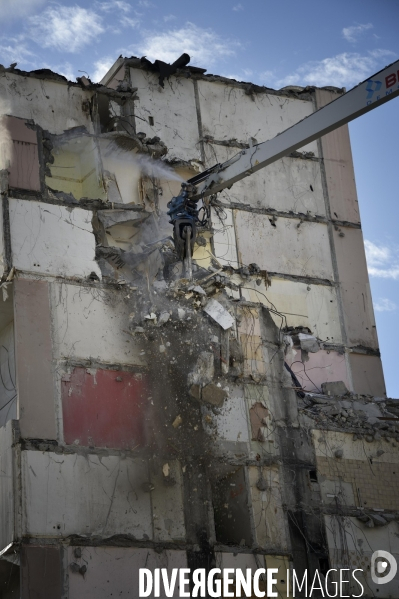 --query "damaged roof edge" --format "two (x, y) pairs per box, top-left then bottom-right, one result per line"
(101, 55), (345, 98)
(99, 56), (125, 87)
(1, 57), (345, 99)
